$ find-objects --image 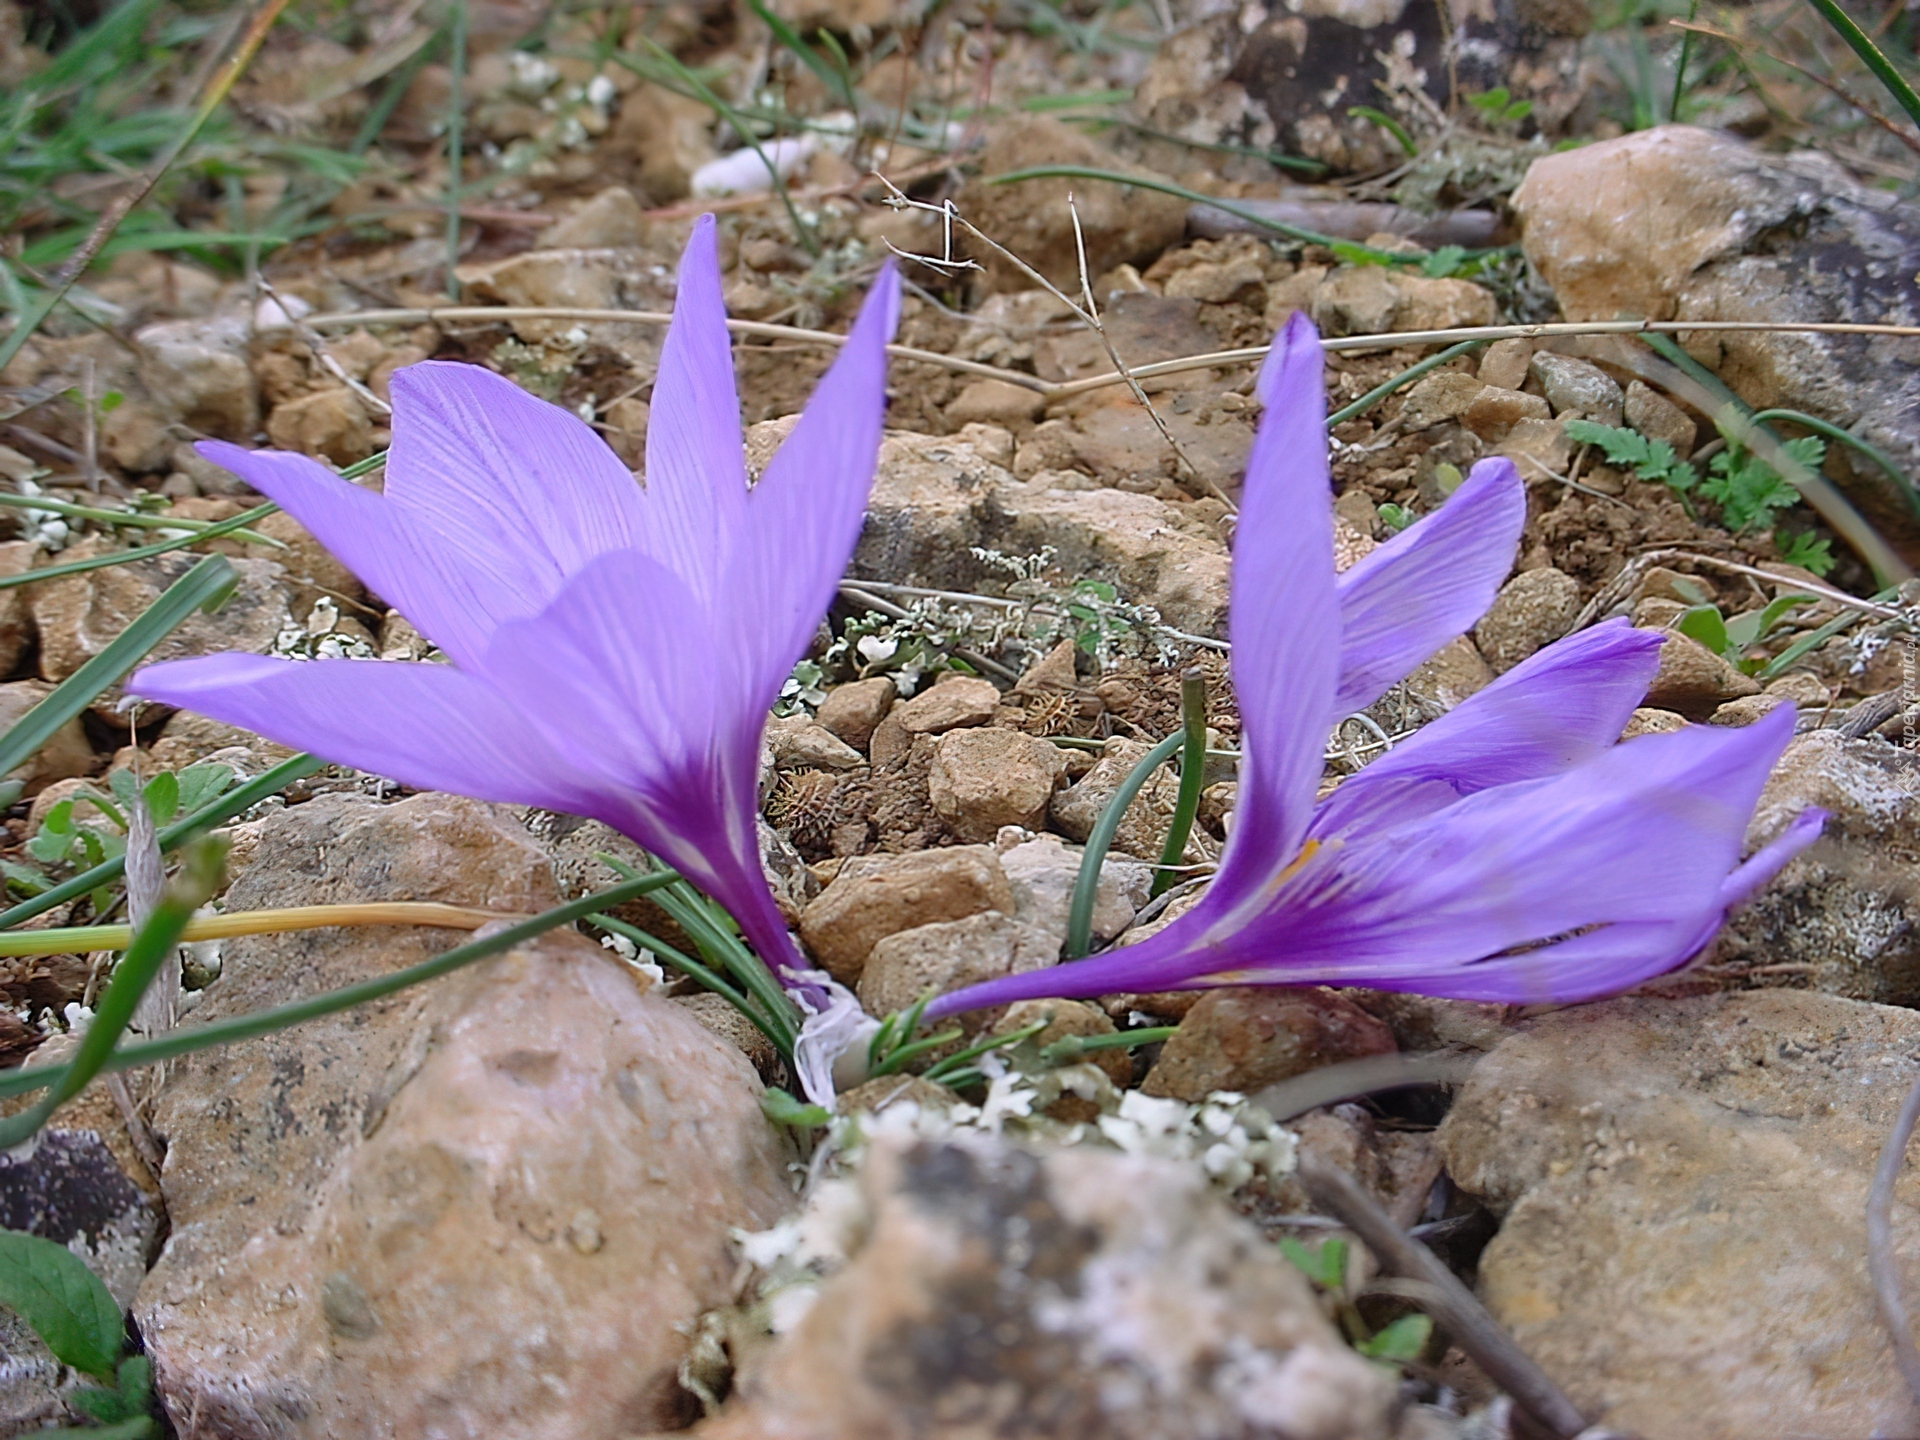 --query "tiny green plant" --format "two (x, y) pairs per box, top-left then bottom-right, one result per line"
(22, 764), (237, 902)
(1465, 86), (1534, 126)
(1279, 1233), (1434, 1368)
(1673, 591), (1817, 675)
(1701, 436), (1827, 535)
(0, 1230), (158, 1436)
(1375, 503), (1416, 534)
(1562, 418), (1699, 494)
